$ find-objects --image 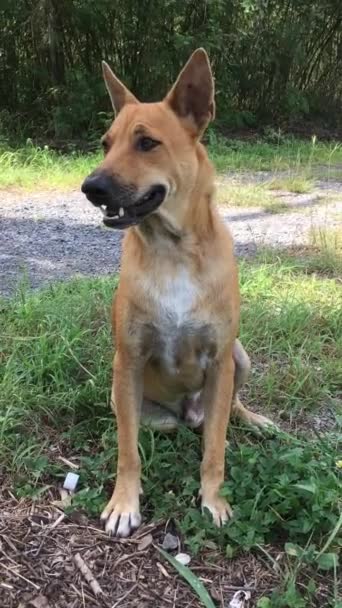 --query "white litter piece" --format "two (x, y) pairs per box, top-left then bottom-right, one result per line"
(63, 472), (80, 492)
(228, 590), (251, 608)
(175, 553), (191, 566)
